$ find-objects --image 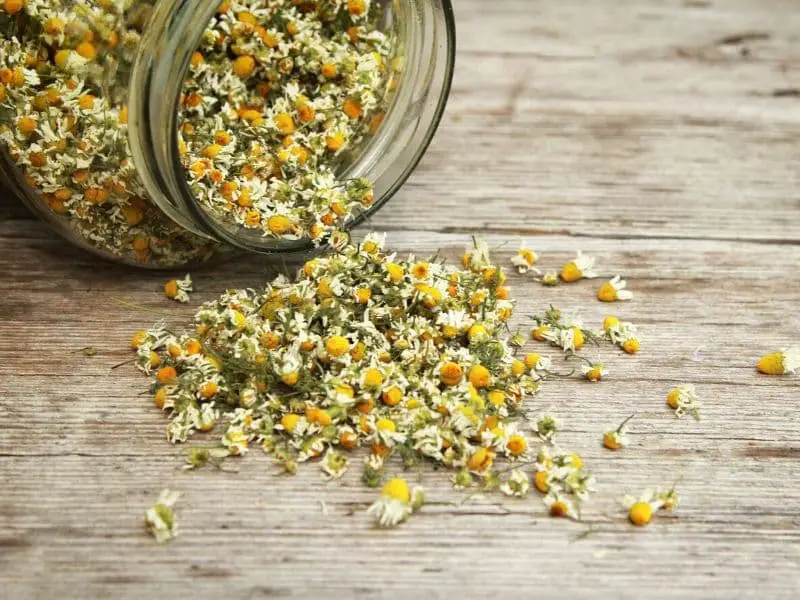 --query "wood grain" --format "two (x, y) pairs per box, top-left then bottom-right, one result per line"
(1, 1), (800, 598)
